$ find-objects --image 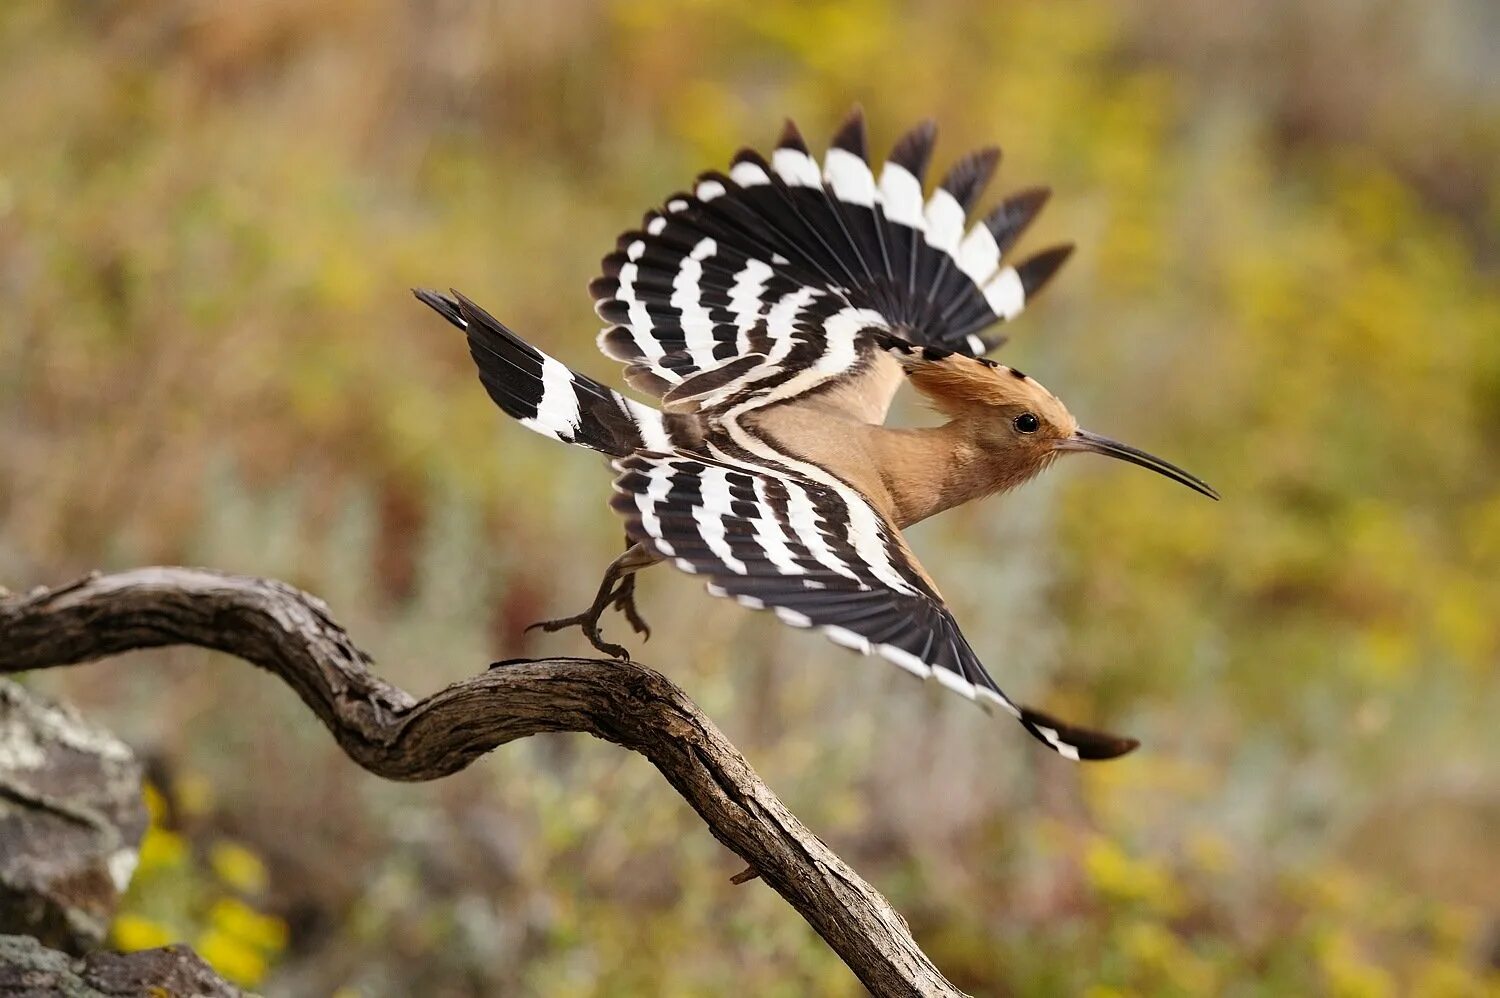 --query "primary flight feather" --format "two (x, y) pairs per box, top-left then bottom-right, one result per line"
(416, 109), (1217, 761)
